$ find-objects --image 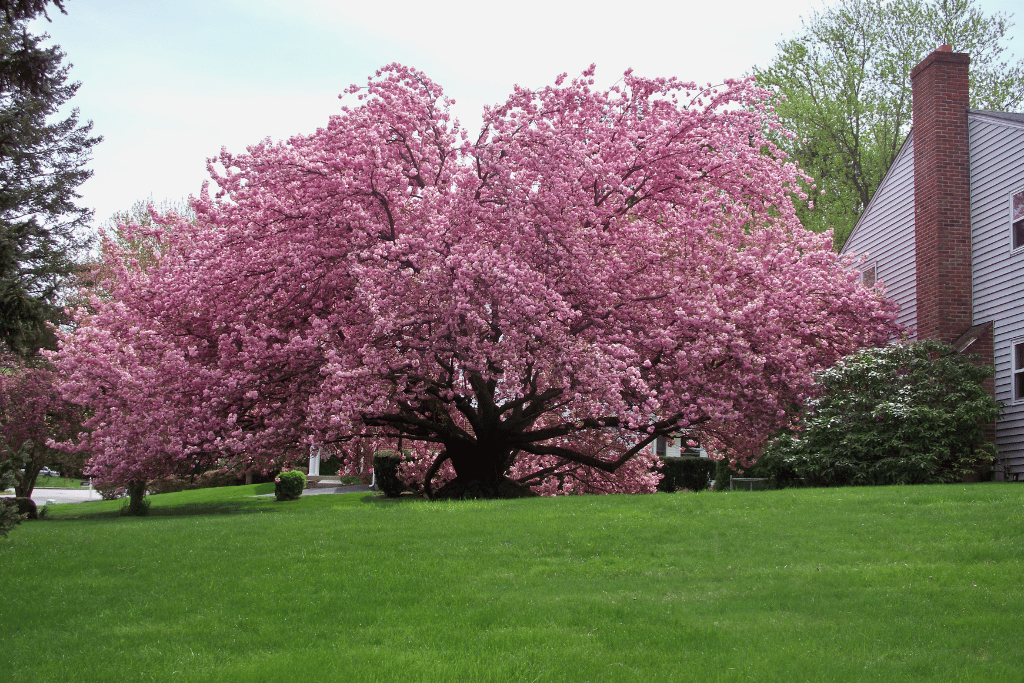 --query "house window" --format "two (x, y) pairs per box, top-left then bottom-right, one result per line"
(1013, 189), (1024, 252)
(655, 437), (667, 458)
(1014, 339), (1024, 404)
(681, 437), (704, 457)
(862, 263), (877, 288)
